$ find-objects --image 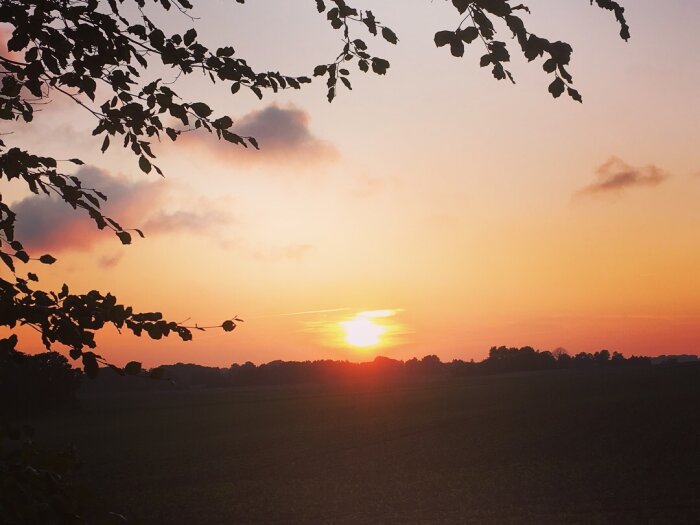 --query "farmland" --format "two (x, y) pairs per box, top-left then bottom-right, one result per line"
(35, 366), (700, 524)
